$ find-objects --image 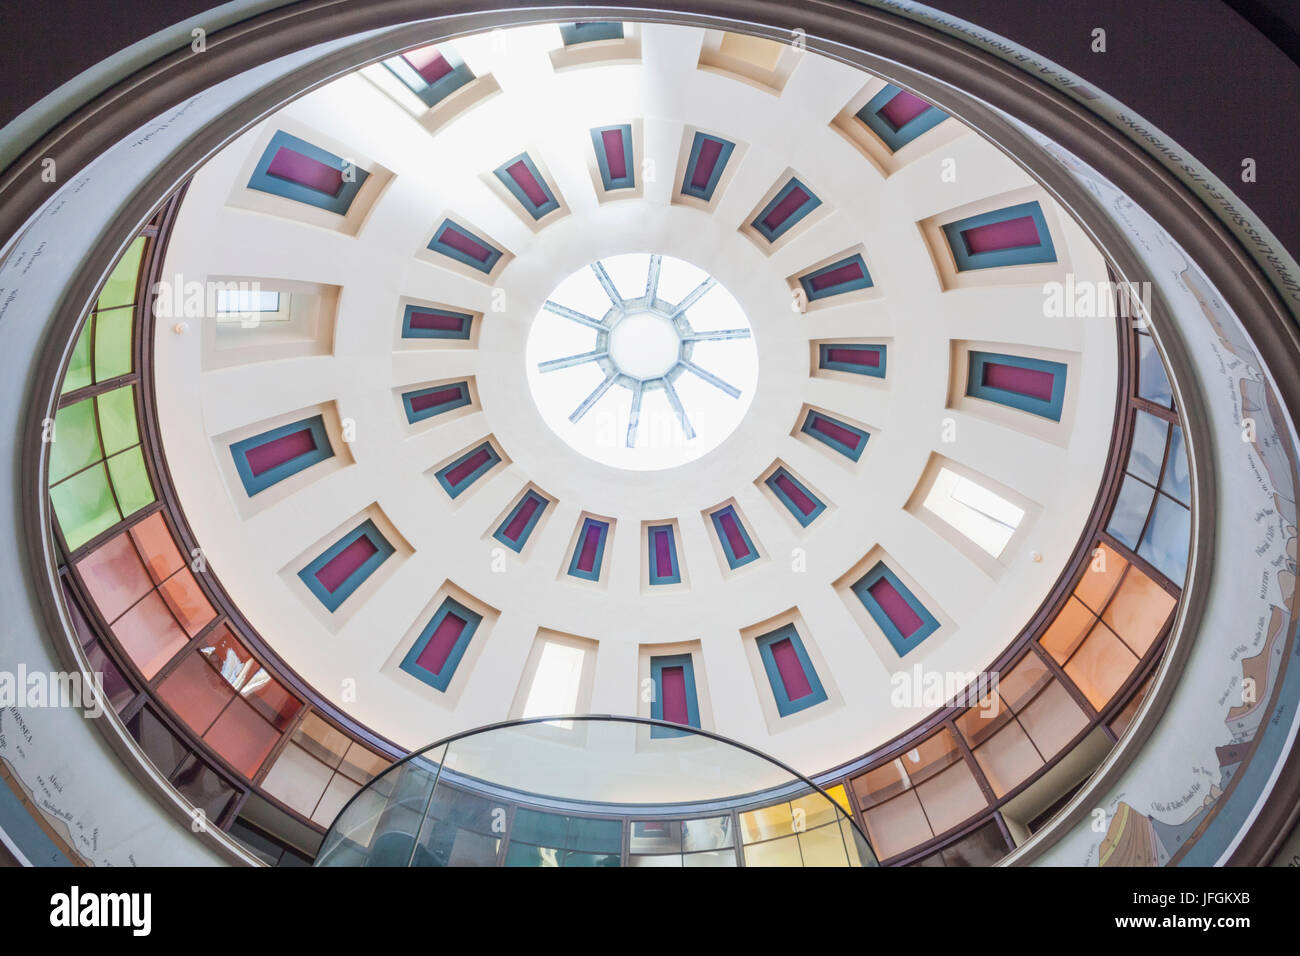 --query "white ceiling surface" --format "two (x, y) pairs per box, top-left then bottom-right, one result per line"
(154, 22), (1116, 772)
